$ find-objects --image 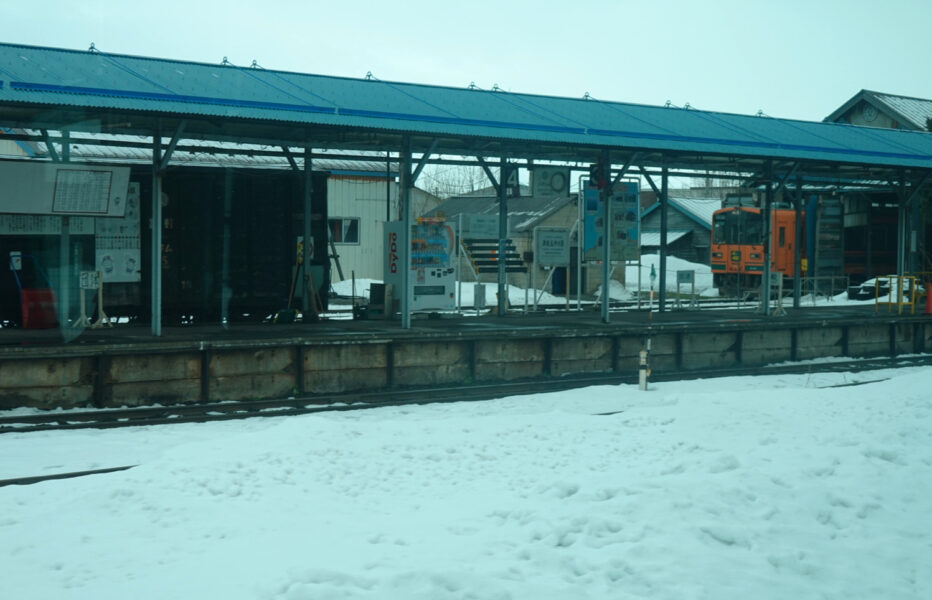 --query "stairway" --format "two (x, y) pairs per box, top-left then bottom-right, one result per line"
(462, 238), (527, 274)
